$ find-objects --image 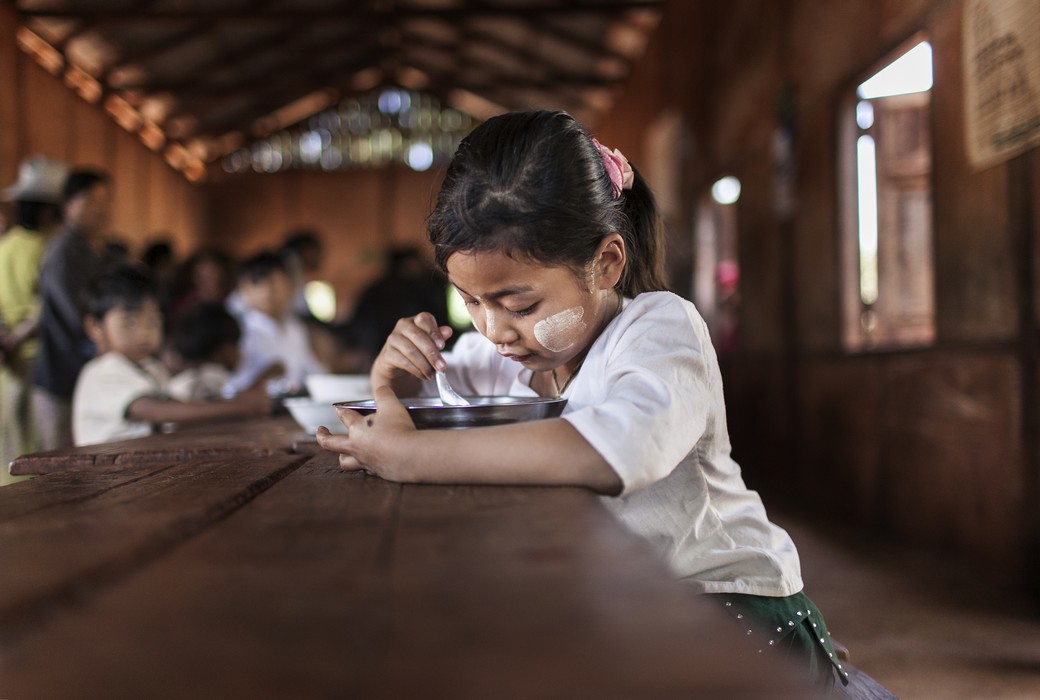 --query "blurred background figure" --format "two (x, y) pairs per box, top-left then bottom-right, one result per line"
(166, 301), (242, 402)
(225, 250), (327, 397)
(339, 245), (449, 363)
(102, 237), (131, 264)
(31, 168), (112, 450)
(0, 155), (68, 478)
(168, 247), (234, 329)
(141, 237), (177, 319)
(279, 227), (324, 319)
